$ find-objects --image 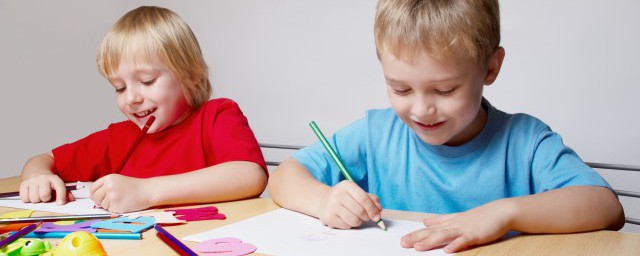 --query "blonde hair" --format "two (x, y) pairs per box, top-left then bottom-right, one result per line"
(374, 0), (500, 64)
(97, 6), (211, 108)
